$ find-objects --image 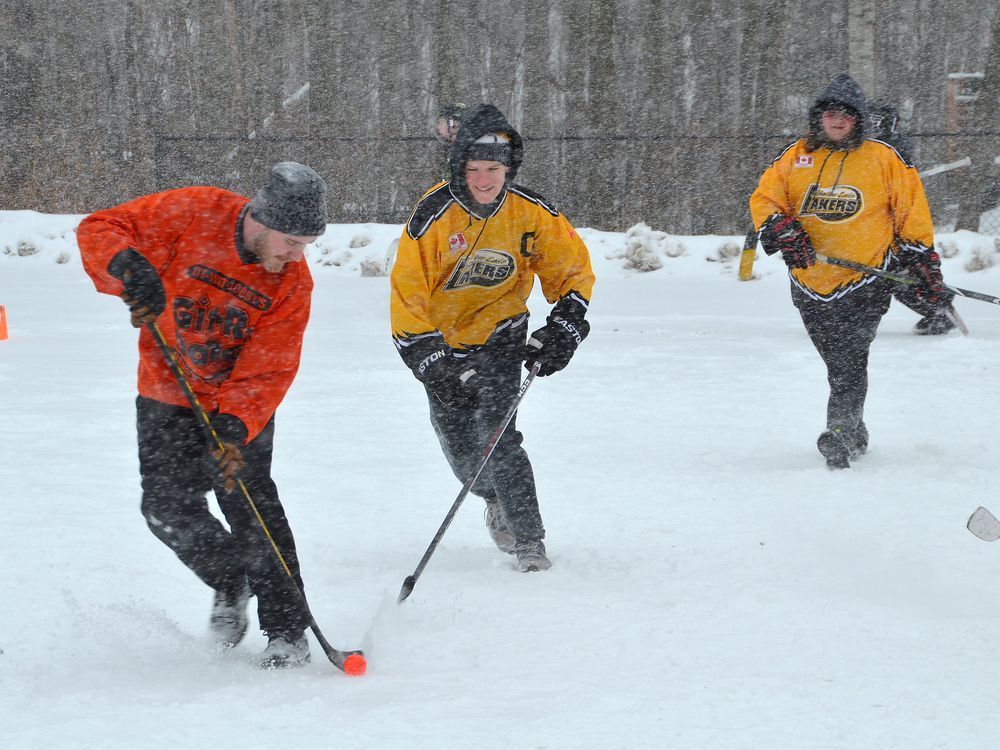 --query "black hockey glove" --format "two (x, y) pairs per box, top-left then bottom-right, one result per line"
(405, 337), (477, 408)
(108, 248), (166, 321)
(758, 214), (816, 270)
(524, 296), (590, 377)
(896, 241), (950, 306)
(425, 358), (478, 409)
